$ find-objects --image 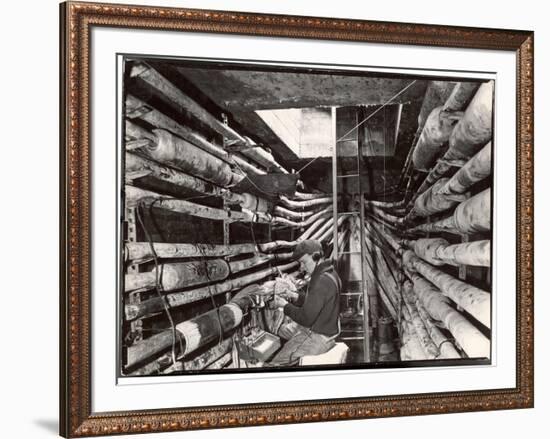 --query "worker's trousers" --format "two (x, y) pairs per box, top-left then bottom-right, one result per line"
(270, 324), (335, 366)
